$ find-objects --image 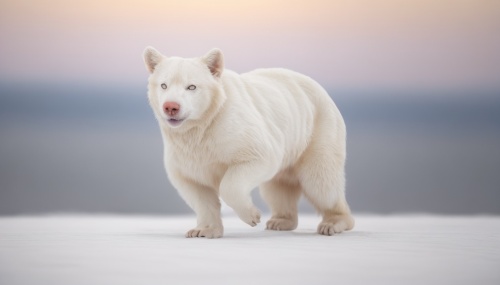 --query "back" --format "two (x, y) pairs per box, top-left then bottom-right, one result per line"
(219, 68), (339, 168)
